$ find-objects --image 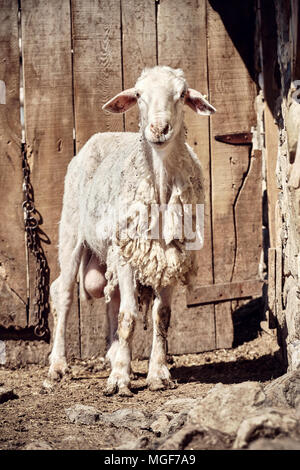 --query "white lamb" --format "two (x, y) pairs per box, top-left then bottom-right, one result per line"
(48, 66), (216, 396)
